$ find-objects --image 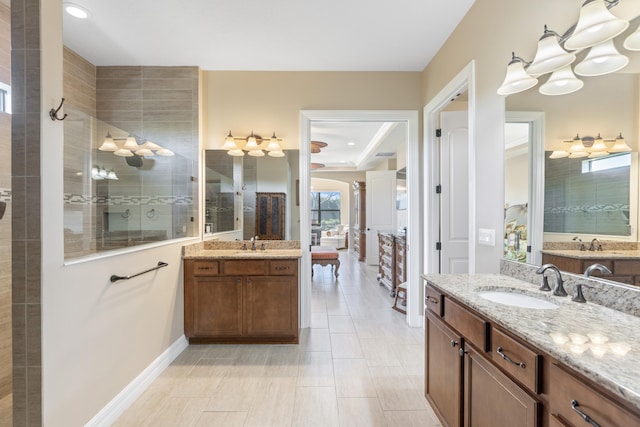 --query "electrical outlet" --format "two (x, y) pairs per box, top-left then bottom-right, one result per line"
(479, 228), (495, 246)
